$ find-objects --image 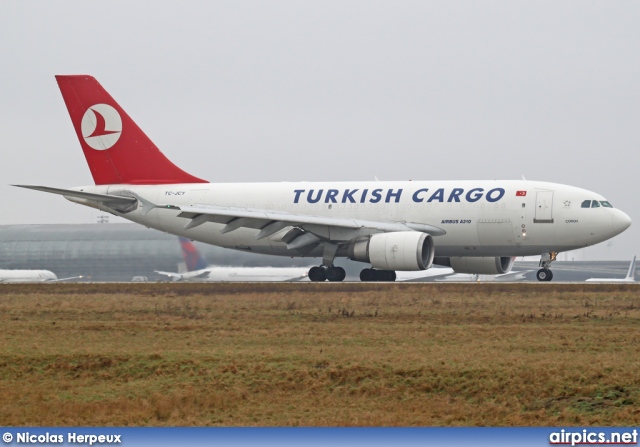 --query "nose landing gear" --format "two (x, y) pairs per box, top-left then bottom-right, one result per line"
(536, 268), (553, 281)
(537, 251), (557, 282)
